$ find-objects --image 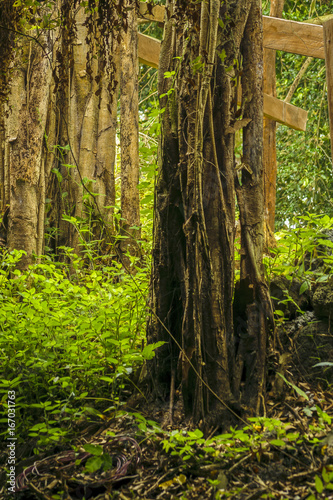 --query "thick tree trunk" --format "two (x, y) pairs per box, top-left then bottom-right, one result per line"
(148, 0), (272, 424)
(235, 0), (273, 414)
(5, 34), (53, 269)
(120, 1), (141, 259)
(54, 5), (119, 254)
